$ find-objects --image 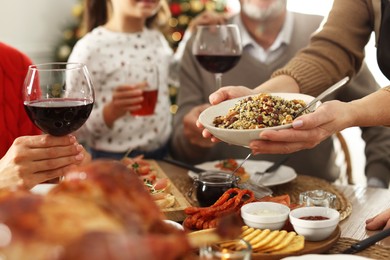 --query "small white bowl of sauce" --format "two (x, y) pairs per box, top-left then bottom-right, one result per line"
(289, 206), (340, 241)
(240, 202), (290, 230)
